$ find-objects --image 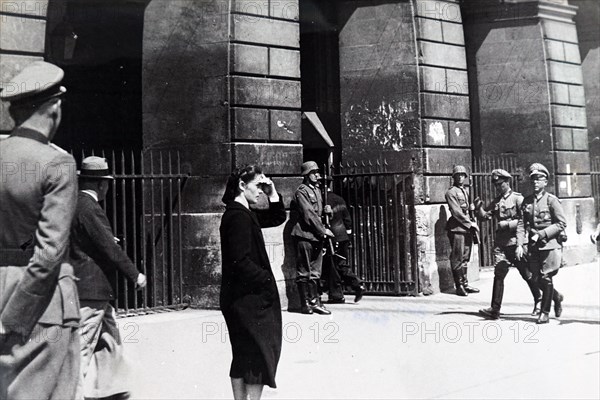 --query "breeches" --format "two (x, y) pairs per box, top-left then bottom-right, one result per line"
(295, 239), (323, 282)
(448, 232), (472, 271)
(493, 246), (532, 282)
(528, 248), (562, 278)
